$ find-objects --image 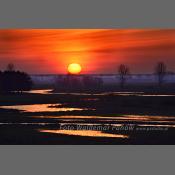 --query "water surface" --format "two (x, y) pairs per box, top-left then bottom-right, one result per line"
(0, 104), (86, 112)
(39, 129), (128, 138)
(29, 89), (175, 97)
